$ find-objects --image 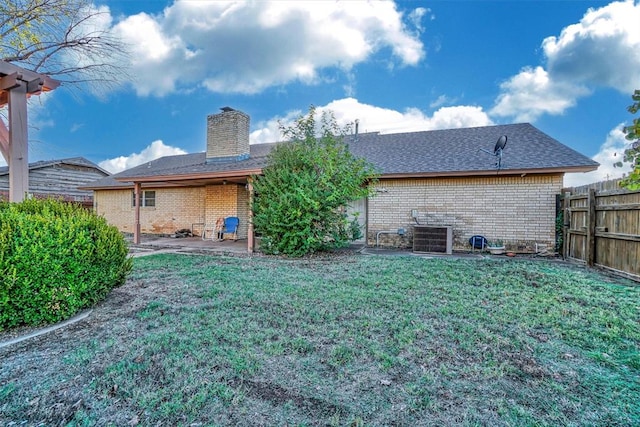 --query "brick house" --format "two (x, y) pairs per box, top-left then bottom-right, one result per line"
(83, 108), (598, 253)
